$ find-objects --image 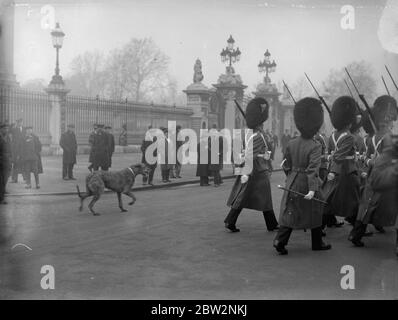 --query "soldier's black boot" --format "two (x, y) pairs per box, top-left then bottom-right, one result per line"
(348, 221), (366, 247)
(263, 210), (279, 231)
(224, 208), (241, 232)
(273, 226), (292, 255)
(312, 227), (332, 251)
